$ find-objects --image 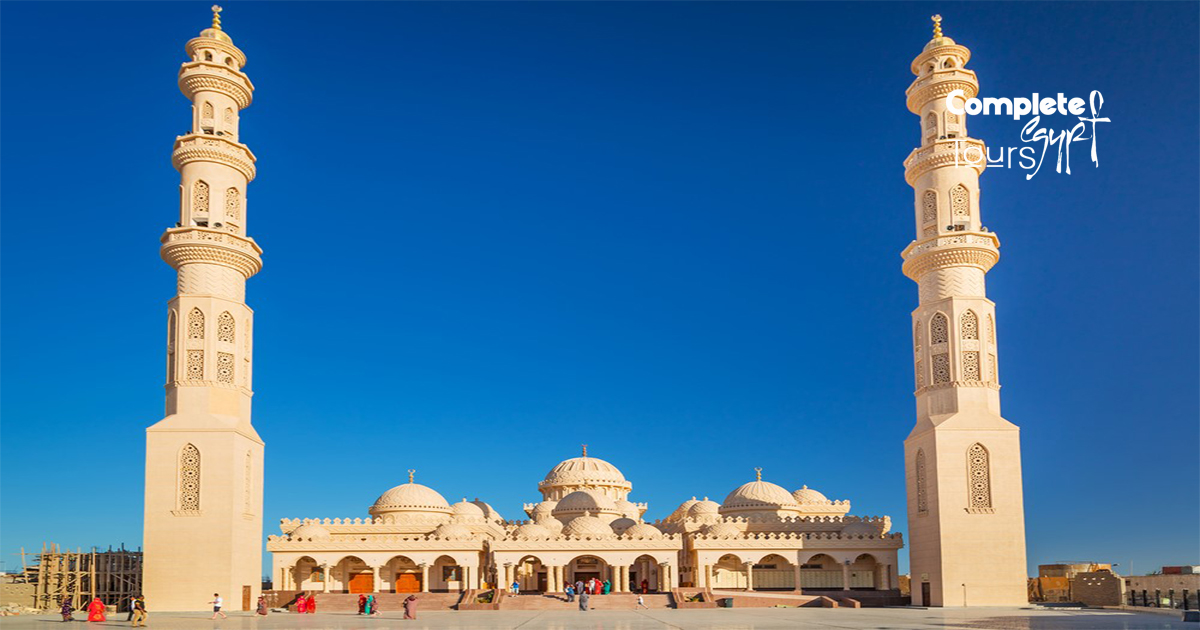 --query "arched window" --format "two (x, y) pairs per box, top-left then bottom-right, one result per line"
(193, 181), (210, 217)
(930, 313), (949, 344)
(960, 310), (979, 340)
(925, 113), (937, 137)
(217, 311), (235, 343)
(224, 187), (240, 222)
(223, 107), (234, 128)
(187, 308), (205, 339)
(922, 190), (937, 225)
(914, 321), (924, 389)
(916, 449), (928, 514)
(950, 184), (970, 219)
(942, 58), (956, 69)
(987, 314), (995, 344)
(967, 443), (992, 510)
(204, 51), (213, 62)
(179, 444), (201, 512)
(167, 311), (177, 382)
(202, 102), (214, 119)
(225, 56), (234, 67)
